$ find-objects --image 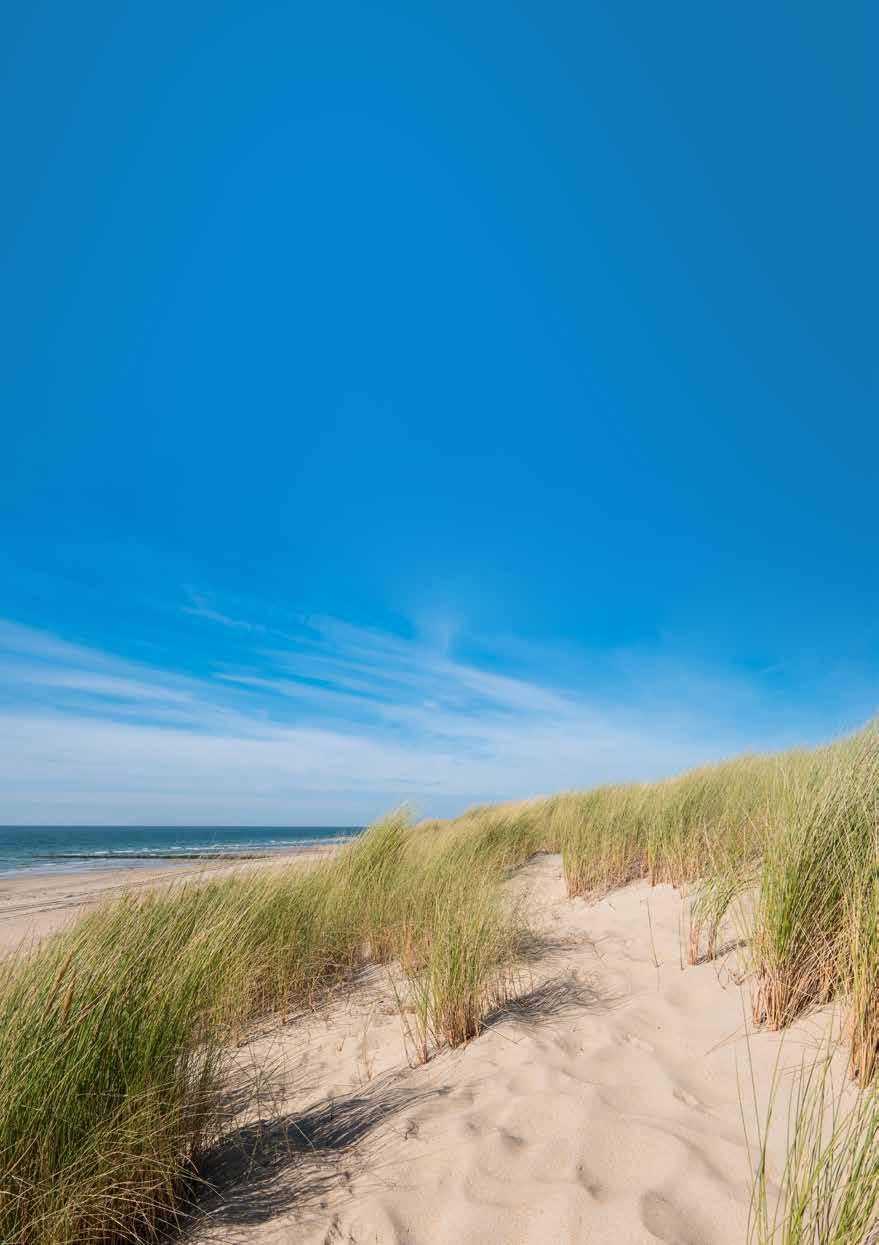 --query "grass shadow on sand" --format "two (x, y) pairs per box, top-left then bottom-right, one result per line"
(181, 1073), (447, 1237)
(484, 971), (625, 1030)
